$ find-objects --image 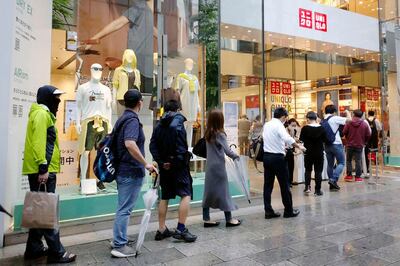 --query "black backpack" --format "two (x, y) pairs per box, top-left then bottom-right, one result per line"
(368, 118), (379, 148)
